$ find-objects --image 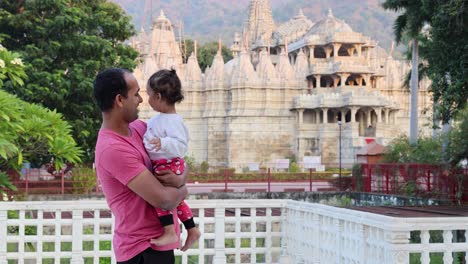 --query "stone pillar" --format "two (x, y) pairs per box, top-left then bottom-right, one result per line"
(324, 46), (332, 59)
(384, 109), (389, 124)
(339, 73), (350, 87)
(316, 110), (321, 124)
(315, 75), (321, 88)
(351, 108), (358, 123)
(333, 44), (342, 57)
(332, 75), (340, 87)
(340, 110), (346, 123)
(356, 44), (362, 57)
(356, 75), (363, 86)
(376, 108), (382, 123)
(298, 109), (304, 125)
(71, 210), (84, 264)
(384, 231), (410, 264)
(213, 206), (227, 263)
(322, 108), (328, 124)
(308, 45), (315, 64)
(366, 110), (372, 126)
(363, 74), (371, 87)
(348, 47), (356, 57)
